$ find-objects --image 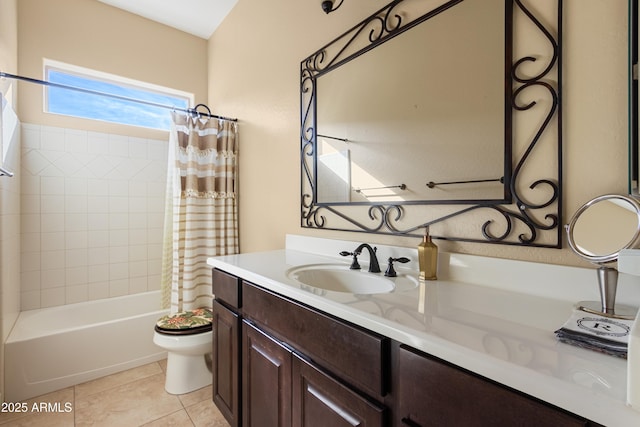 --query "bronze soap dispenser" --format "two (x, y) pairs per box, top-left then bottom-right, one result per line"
(418, 226), (438, 280)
